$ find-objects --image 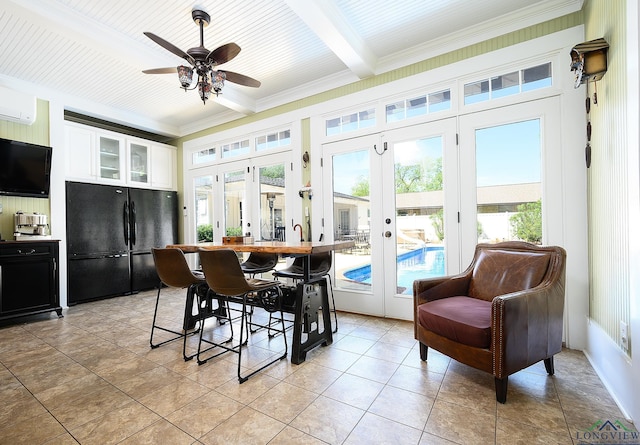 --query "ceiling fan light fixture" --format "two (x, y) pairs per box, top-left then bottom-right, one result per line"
(212, 71), (226, 95)
(198, 75), (212, 103)
(143, 9), (260, 105)
(177, 65), (193, 89)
